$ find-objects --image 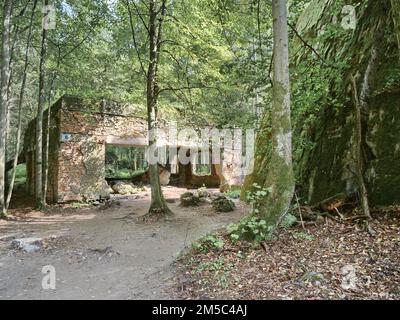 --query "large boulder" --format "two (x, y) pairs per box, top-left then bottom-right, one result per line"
(111, 181), (138, 195)
(159, 167), (171, 185)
